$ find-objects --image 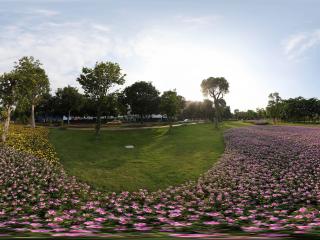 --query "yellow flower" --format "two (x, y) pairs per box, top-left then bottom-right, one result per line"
(1, 125), (59, 164)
